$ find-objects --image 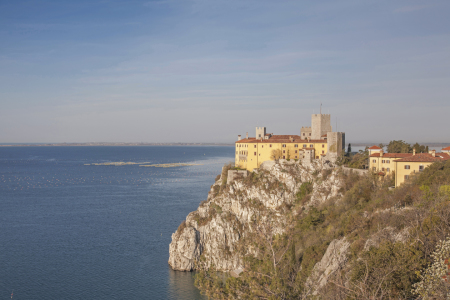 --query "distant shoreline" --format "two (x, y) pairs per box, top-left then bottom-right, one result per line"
(0, 142), (448, 148)
(0, 142), (235, 147)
